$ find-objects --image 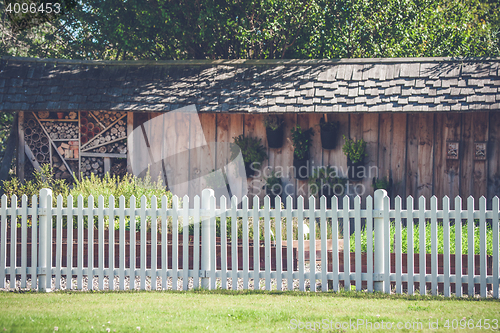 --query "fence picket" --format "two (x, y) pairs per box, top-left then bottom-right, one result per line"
(493, 197), (499, 299)
(151, 196), (158, 291)
(443, 196), (451, 297)
(479, 197), (487, 298)
(309, 196), (316, 292)
(455, 196), (463, 297)
(193, 195), (200, 290)
(253, 196), (260, 290)
(231, 196), (238, 291)
(119, 196), (126, 291)
(286, 196), (293, 291)
(210, 195), (216, 290)
(55, 195), (63, 290)
(171, 196), (178, 291)
(77, 195), (84, 290)
(342, 196), (350, 291)
(87, 195), (94, 290)
(331, 196), (339, 292)
(20, 195), (28, 288)
(264, 196), (271, 291)
(431, 196), (438, 296)
(98, 196), (104, 290)
(418, 196), (426, 295)
(366, 195), (373, 293)
(383, 195), (390, 294)
(275, 196), (283, 291)
(108, 196), (115, 290)
(242, 196), (249, 290)
(130, 196), (137, 290)
(30, 195), (38, 290)
(182, 195), (190, 290)
(407, 196), (414, 295)
(354, 196), (361, 291)
(10, 195), (17, 289)
(298, 196), (305, 292)
(467, 196), (474, 296)
(0, 195), (6, 289)
(220, 197), (227, 290)
(394, 196), (402, 294)
(320, 196), (327, 292)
